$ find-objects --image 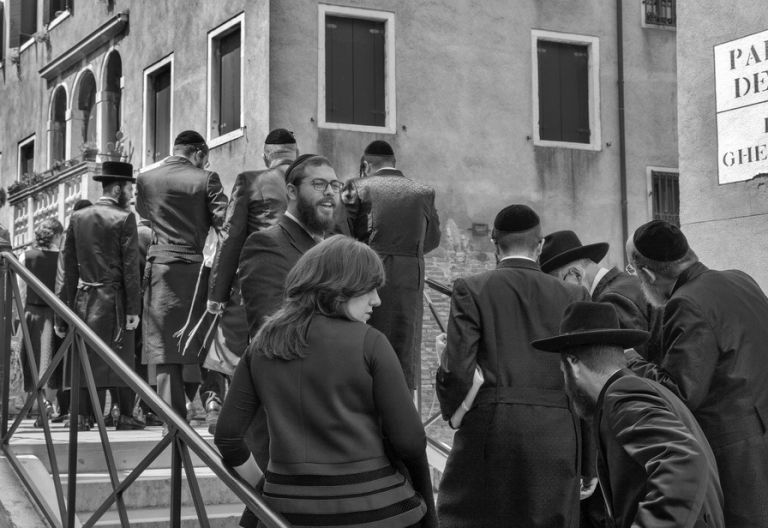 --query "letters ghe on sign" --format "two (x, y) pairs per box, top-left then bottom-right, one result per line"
(714, 28), (768, 184)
